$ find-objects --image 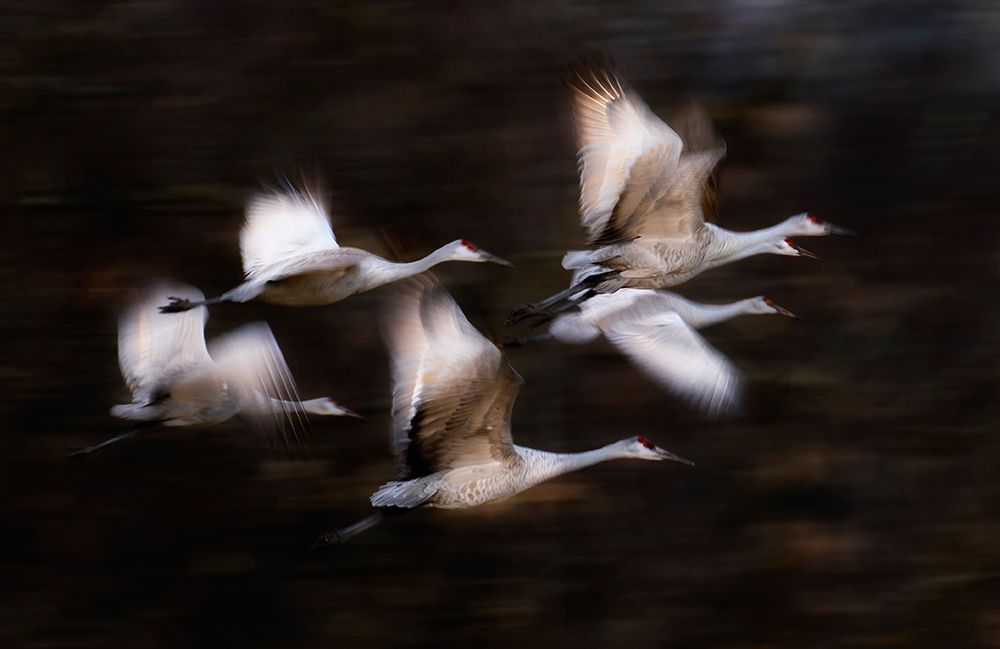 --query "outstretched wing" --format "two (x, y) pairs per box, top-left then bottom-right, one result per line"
(581, 288), (691, 329)
(117, 281), (212, 404)
(383, 277), (521, 478)
(207, 322), (310, 448)
(566, 55), (725, 243)
(240, 184), (339, 280)
(566, 54), (686, 246)
(667, 102), (725, 223)
(607, 143), (725, 240)
(604, 312), (742, 416)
